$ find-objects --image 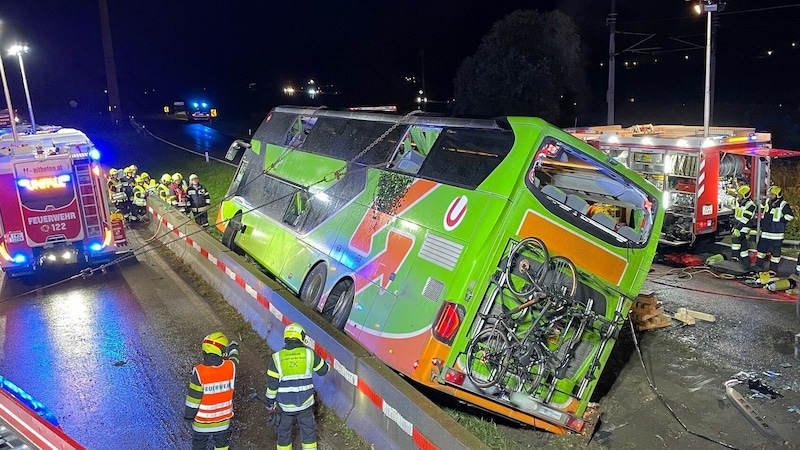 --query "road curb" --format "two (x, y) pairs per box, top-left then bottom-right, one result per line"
(144, 199), (489, 450)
